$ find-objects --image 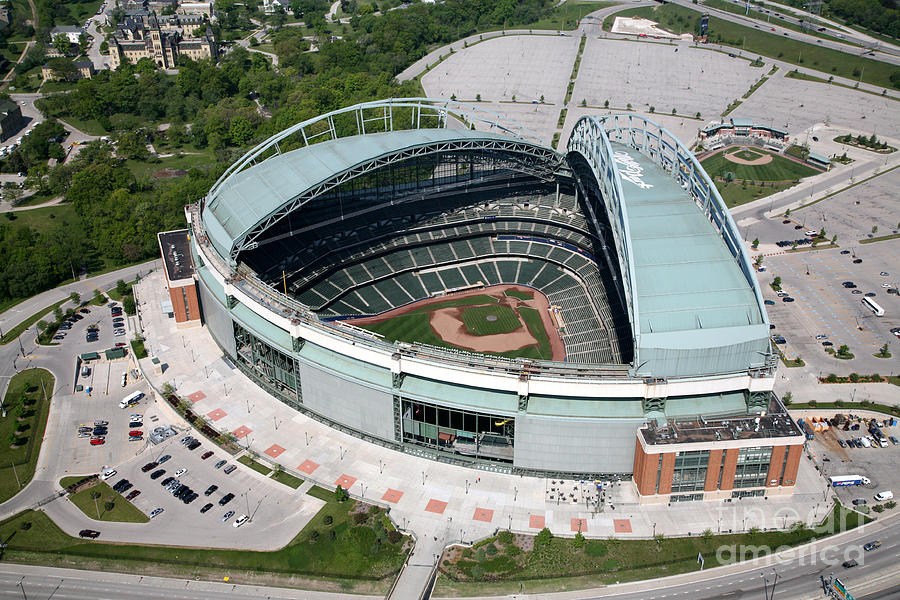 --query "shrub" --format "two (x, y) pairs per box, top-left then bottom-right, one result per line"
(497, 530), (514, 544)
(329, 529), (336, 541)
(535, 527), (553, 546)
(808, 399), (817, 407)
(574, 531), (586, 548)
(334, 485), (349, 502)
(309, 529), (320, 541)
(872, 504), (884, 513)
(585, 540), (608, 556)
(849, 373), (860, 382)
(485, 543), (499, 556)
(471, 565), (485, 579)
(387, 529), (402, 544)
(826, 373), (839, 383)
(884, 501), (896, 509)
(323, 515), (333, 525)
(353, 512), (368, 525)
